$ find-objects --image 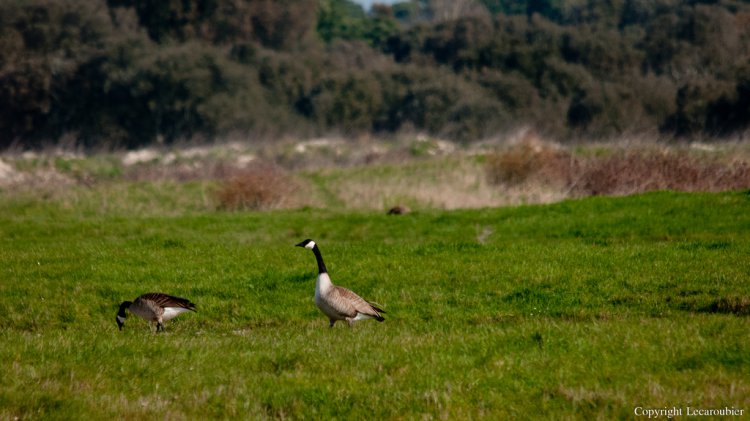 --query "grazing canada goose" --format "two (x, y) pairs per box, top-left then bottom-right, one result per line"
(296, 239), (385, 327)
(116, 293), (196, 332)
